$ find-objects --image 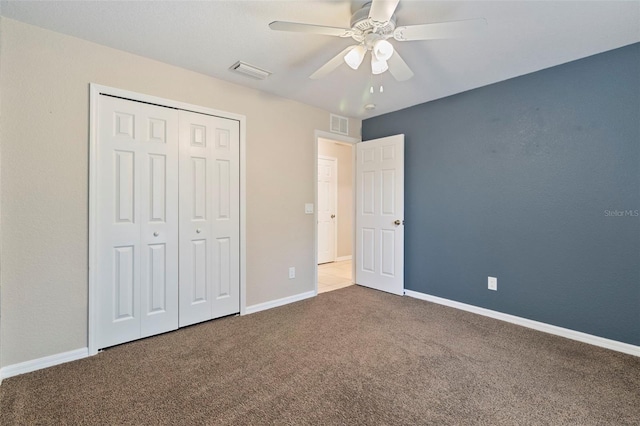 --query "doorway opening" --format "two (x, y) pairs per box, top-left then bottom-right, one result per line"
(316, 135), (355, 293)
